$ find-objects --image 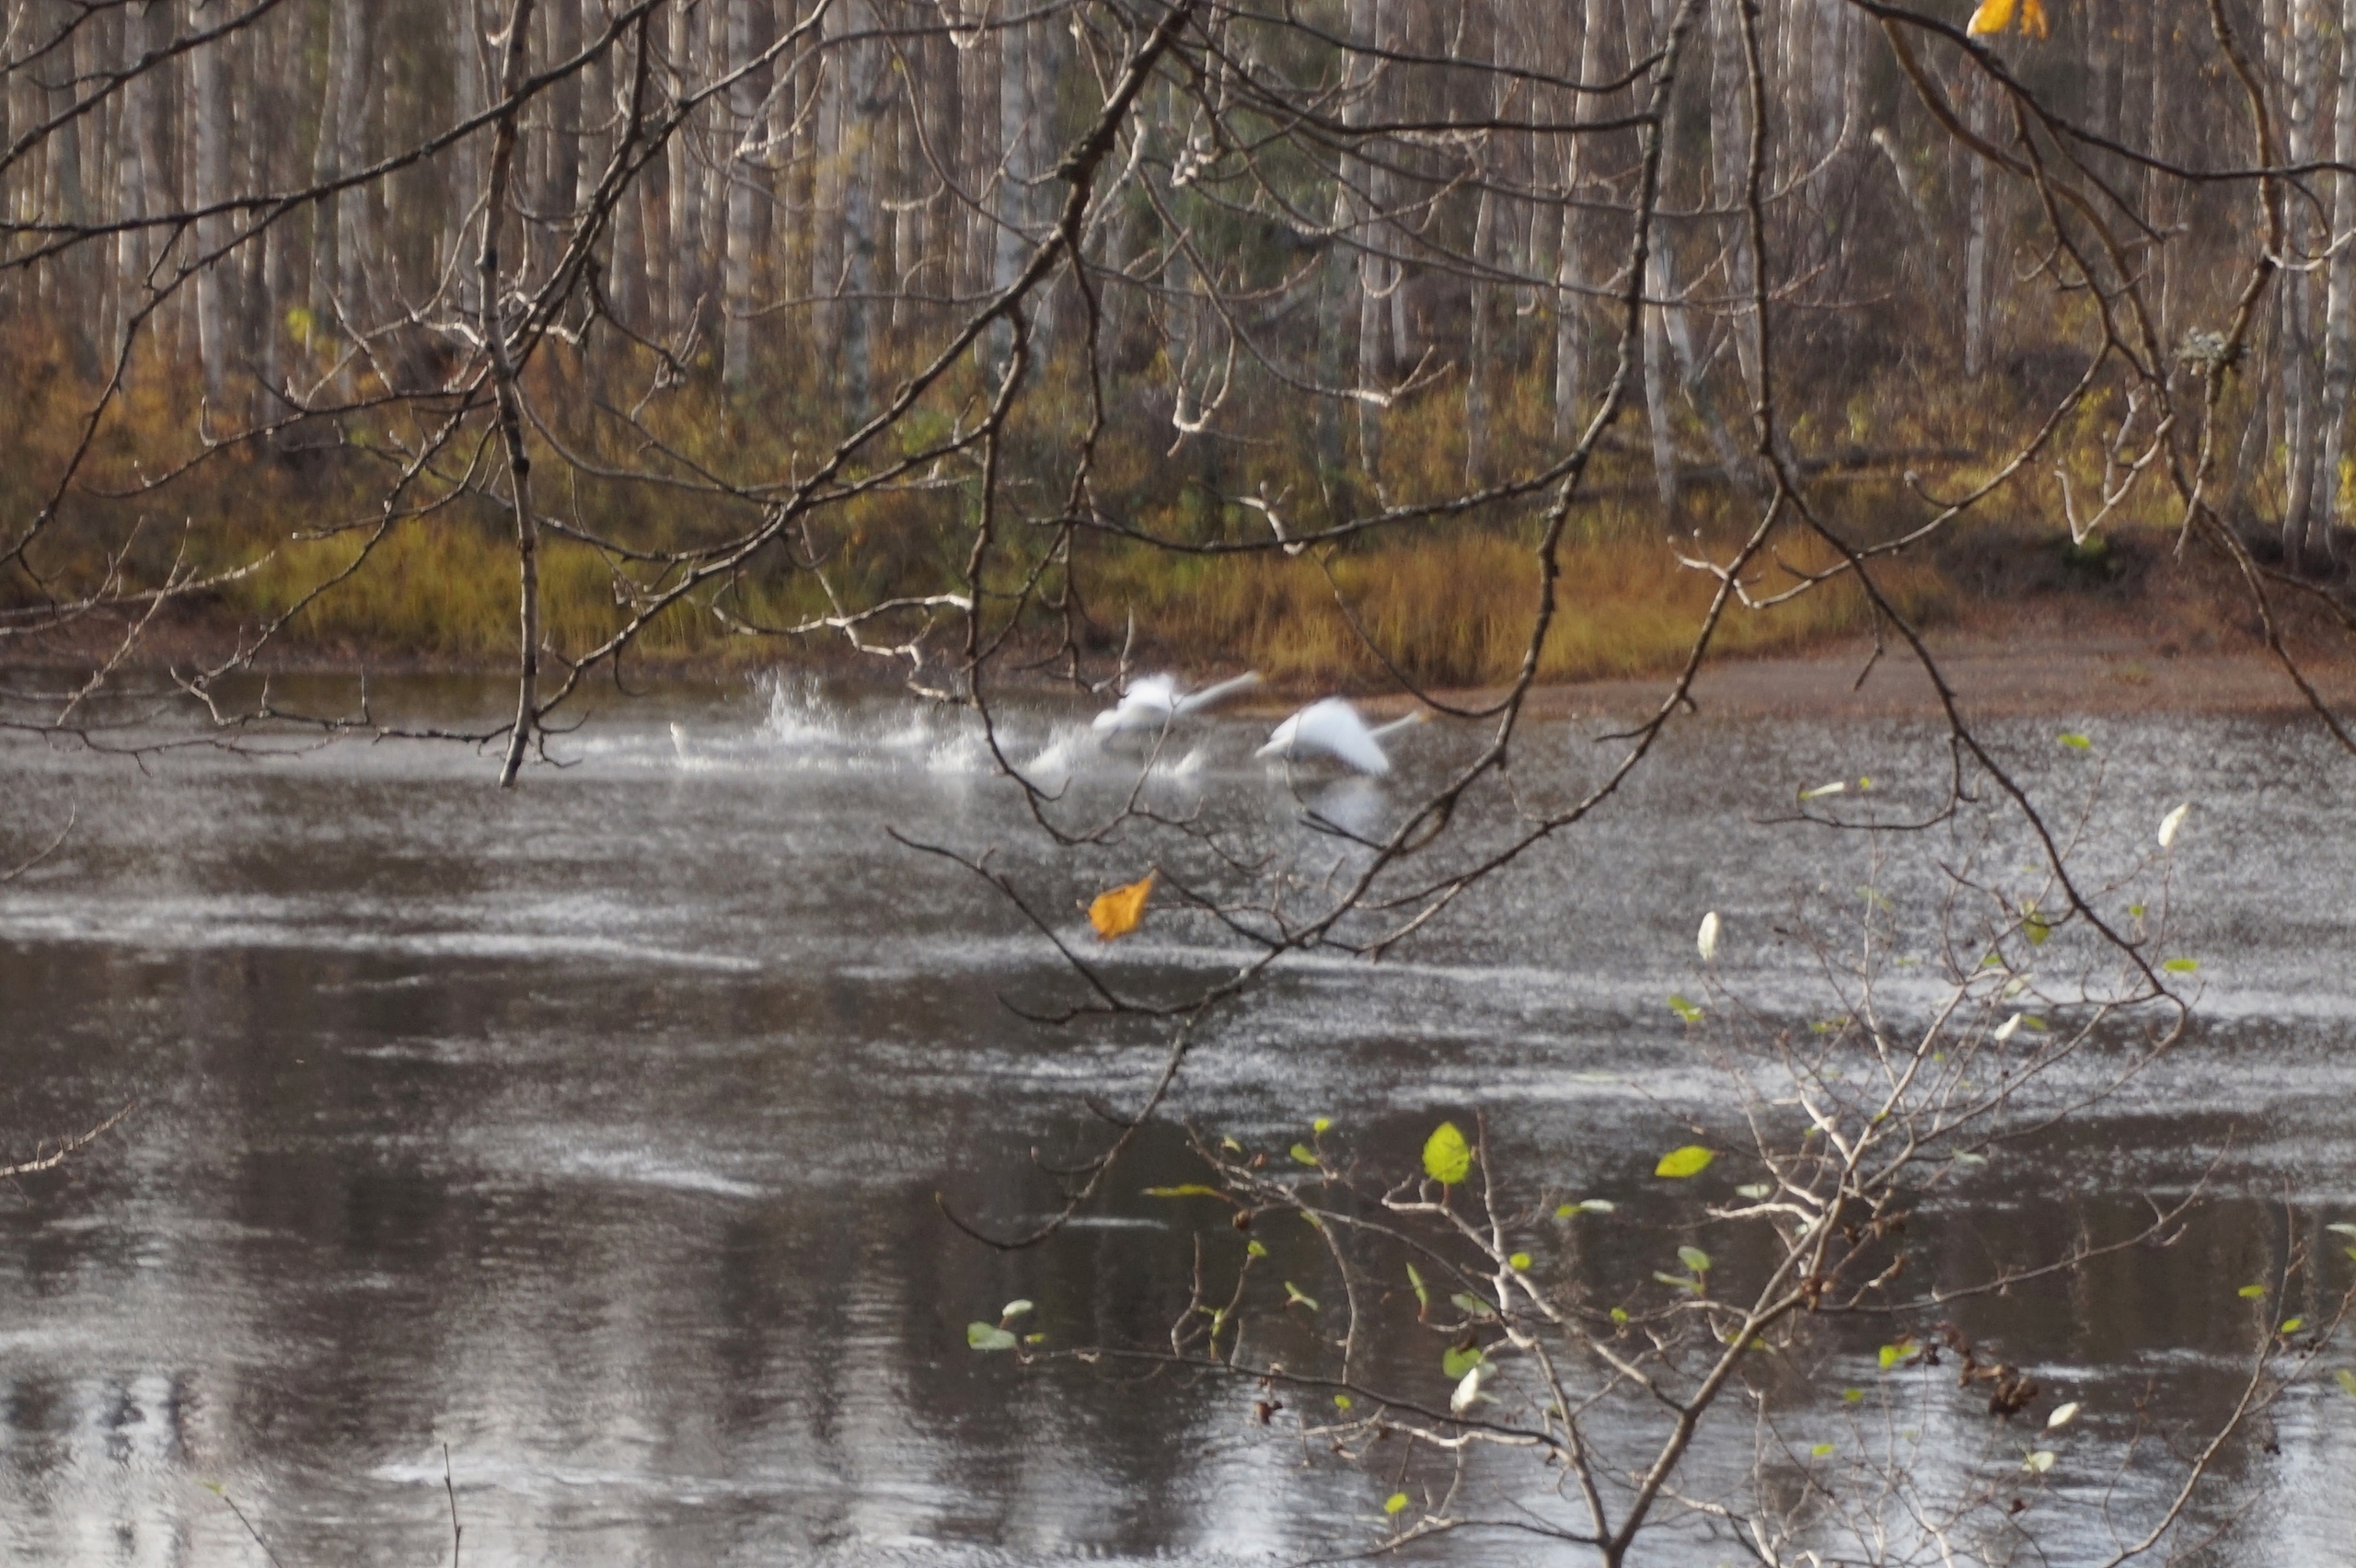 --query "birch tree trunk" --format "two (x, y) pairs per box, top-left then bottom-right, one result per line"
(1462, 0), (1500, 486)
(722, 0), (760, 389)
(1631, 0), (1677, 511)
(1355, 0), (1393, 477)
(191, 0), (233, 405)
(2316, 0), (2356, 565)
(1962, 75), (1992, 380)
(1553, 0), (1608, 444)
(839, 0), (884, 407)
(665, 2), (703, 341)
(2281, 0), (2323, 568)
